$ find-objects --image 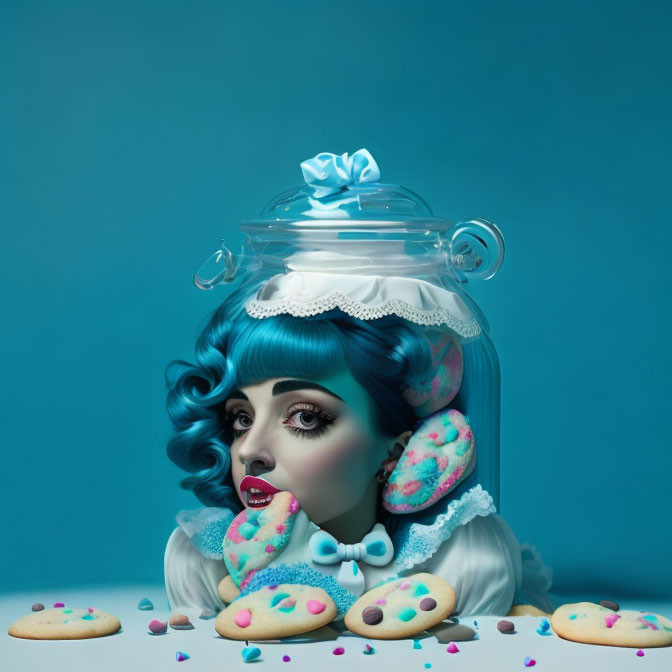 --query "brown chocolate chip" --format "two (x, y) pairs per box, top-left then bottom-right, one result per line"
(31, 603), (44, 612)
(497, 619), (515, 633)
(600, 600), (620, 612)
(362, 606), (384, 625)
(419, 597), (437, 611)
